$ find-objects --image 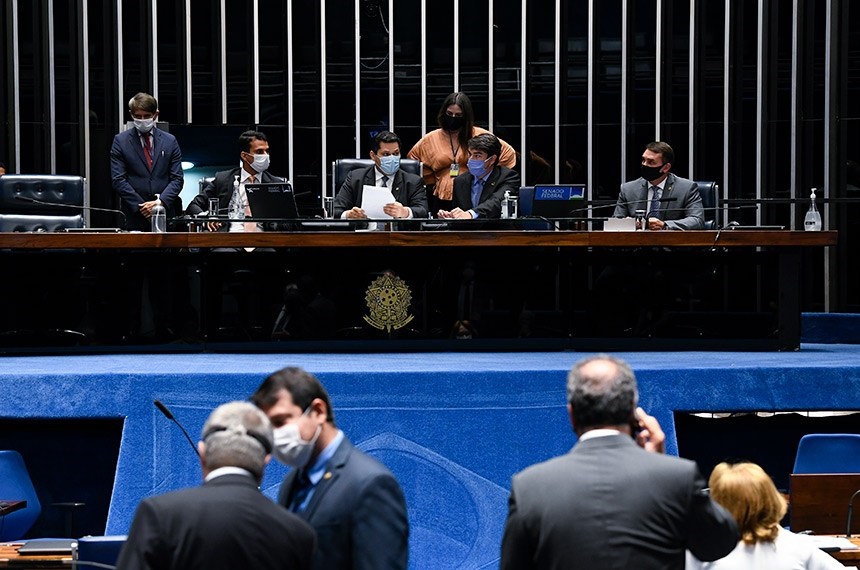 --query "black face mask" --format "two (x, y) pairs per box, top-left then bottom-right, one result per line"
(441, 114), (465, 132)
(640, 163), (666, 182)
